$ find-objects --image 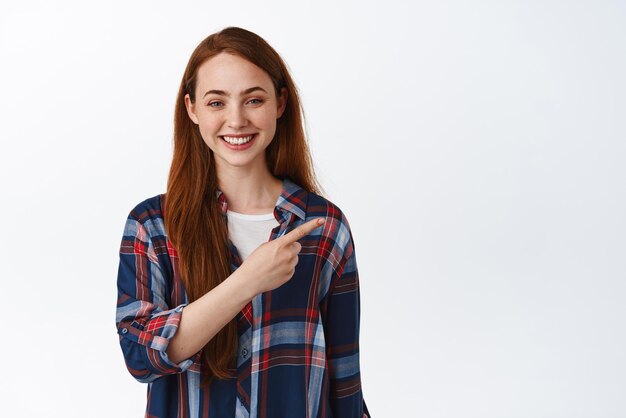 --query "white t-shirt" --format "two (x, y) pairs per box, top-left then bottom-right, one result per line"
(226, 210), (280, 261)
